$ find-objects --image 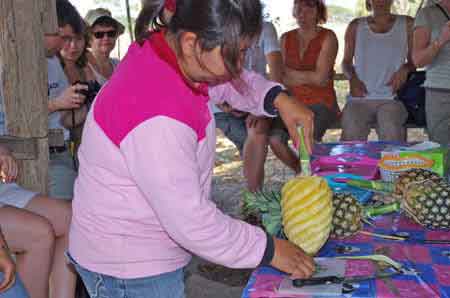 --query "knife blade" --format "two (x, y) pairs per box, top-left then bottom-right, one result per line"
(293, 271), (398, 288)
